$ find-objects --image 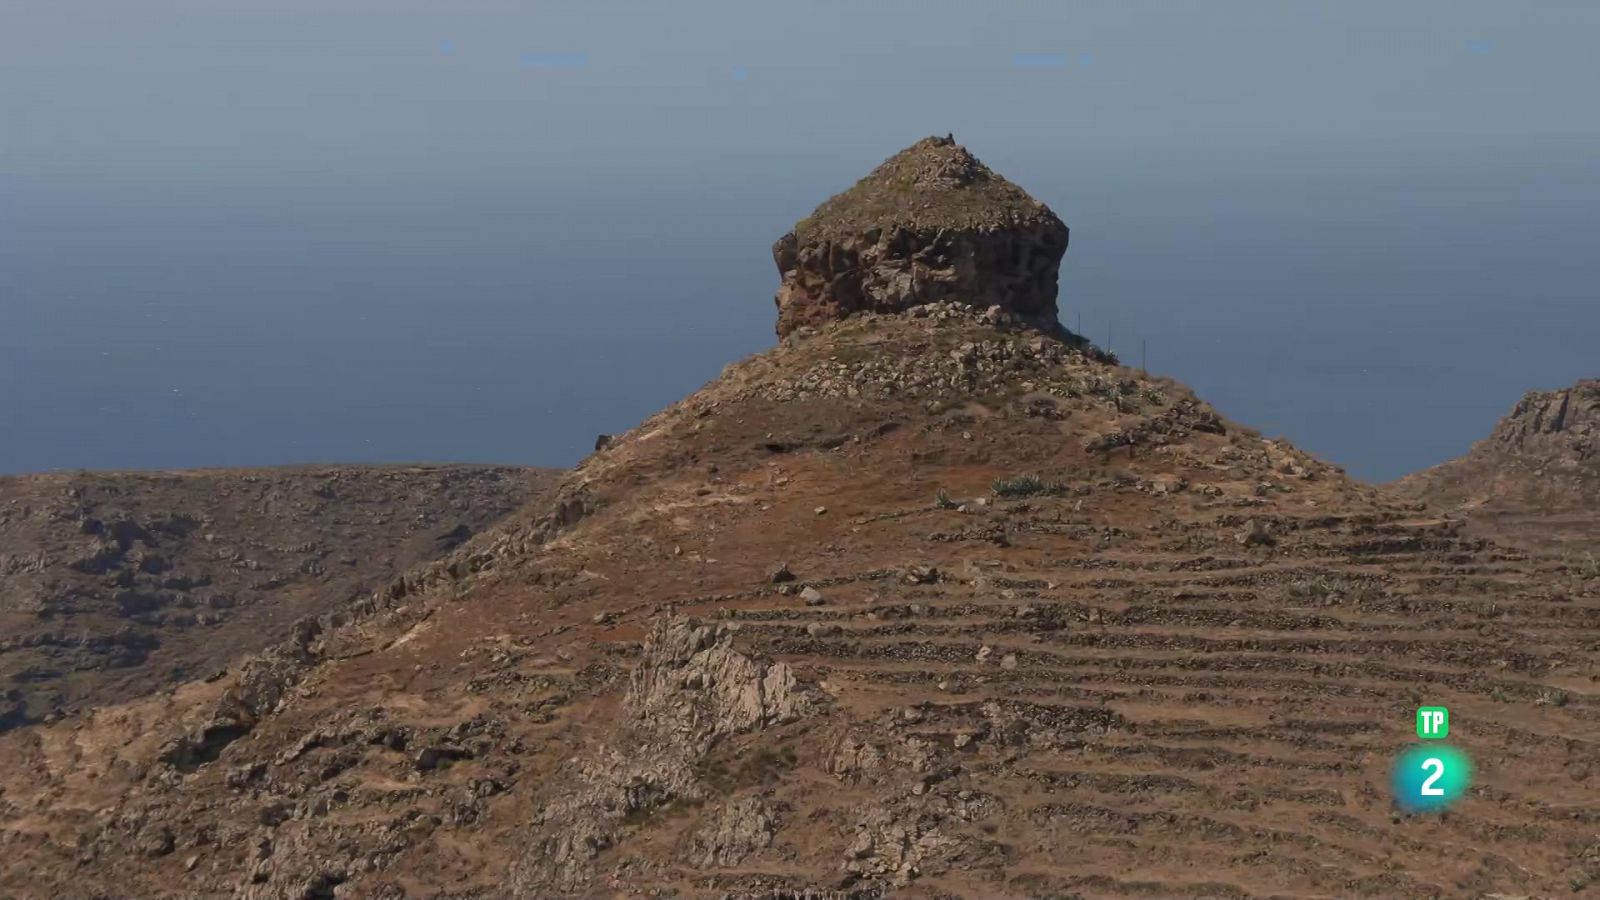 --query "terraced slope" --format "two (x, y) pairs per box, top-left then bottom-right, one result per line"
(2, 308), (1596, 898)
